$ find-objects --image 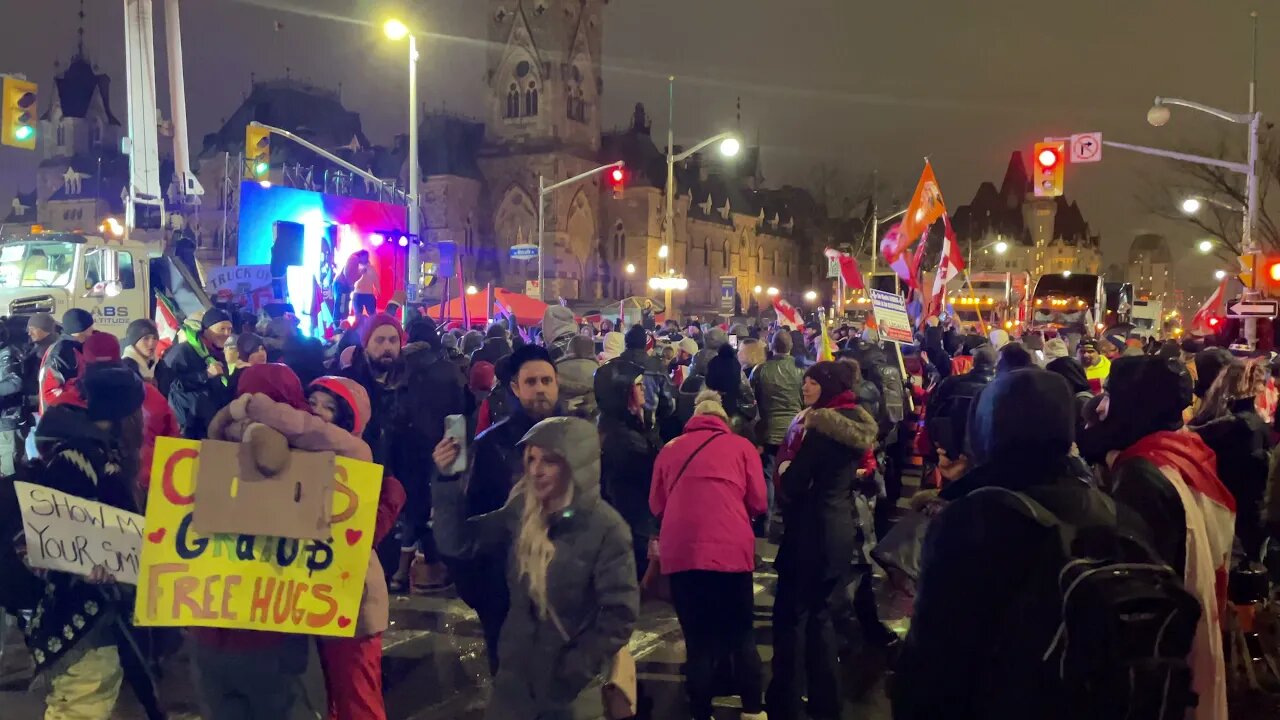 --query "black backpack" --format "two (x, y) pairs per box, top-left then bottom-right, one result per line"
(975, 485), (1201, 720)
